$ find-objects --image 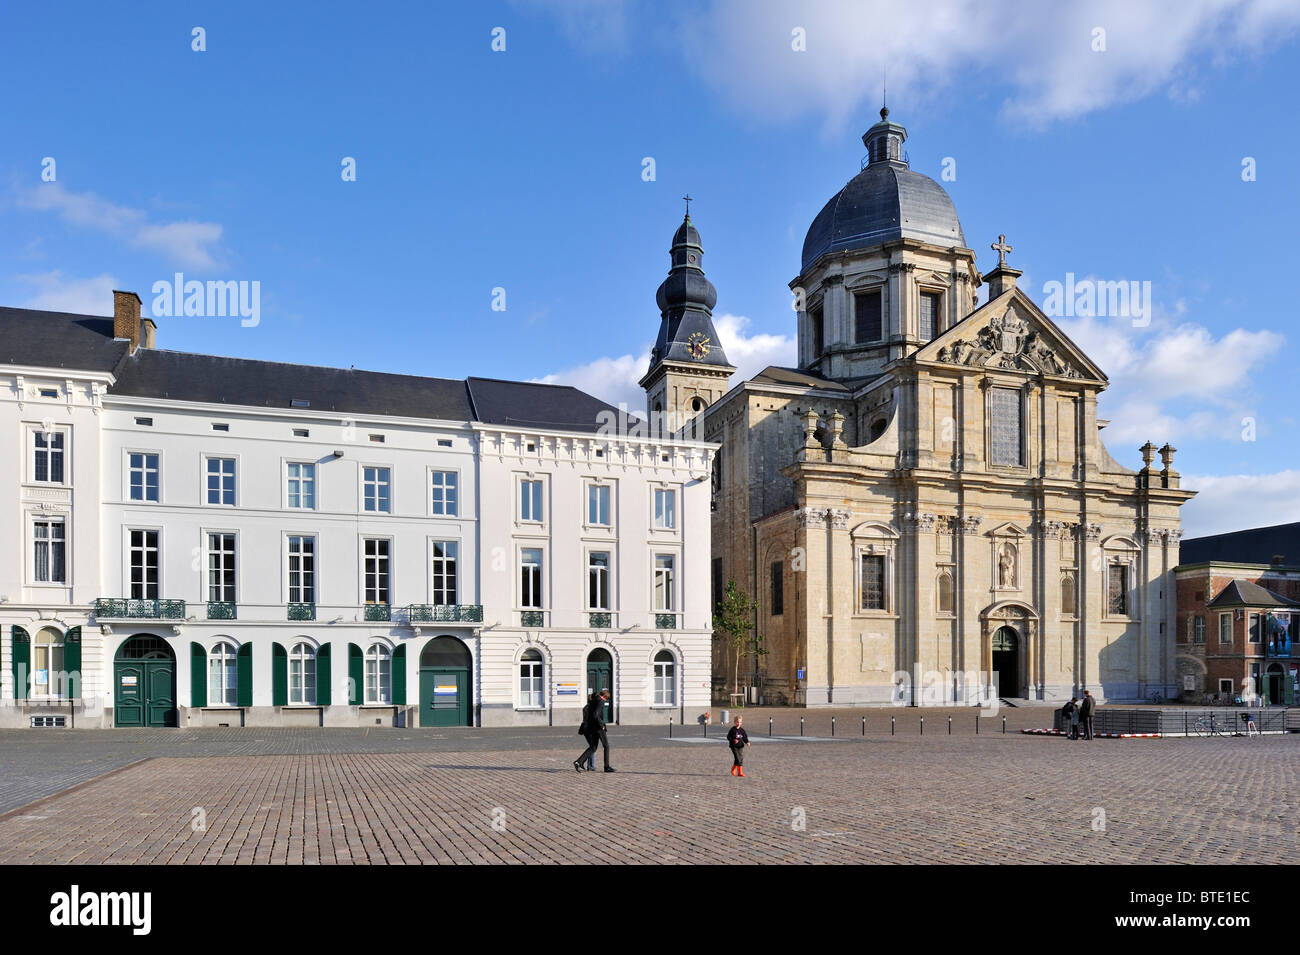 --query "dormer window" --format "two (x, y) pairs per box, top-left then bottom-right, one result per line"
(854, 290), (882, 343)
